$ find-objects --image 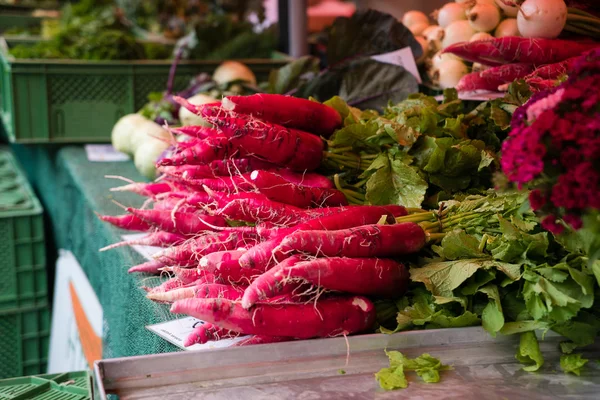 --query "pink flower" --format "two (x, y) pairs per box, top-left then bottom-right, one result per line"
(563, 214), (583, 230)
(529, 189), (546, 211)
(541, 215), (565, 235)
(526, 88), (565, 123)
